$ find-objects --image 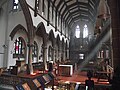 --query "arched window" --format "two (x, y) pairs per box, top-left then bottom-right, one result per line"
(75, 25), (80, 38)
(83, 24), (88, 38)
(13, 37), (26, 58)
(32, 41), (38, 63)
(13, 0), (19, 9)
